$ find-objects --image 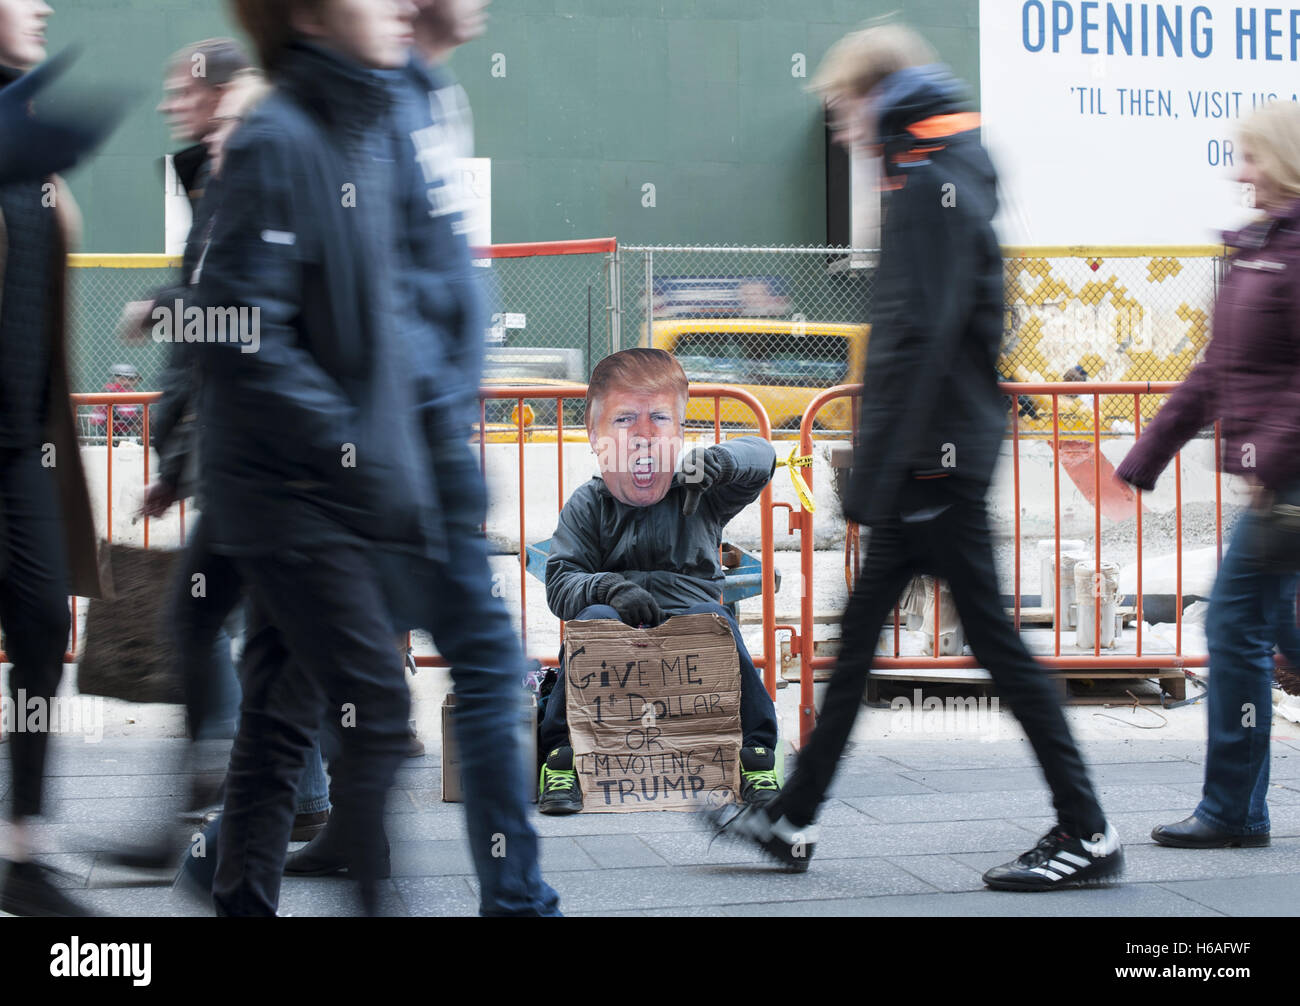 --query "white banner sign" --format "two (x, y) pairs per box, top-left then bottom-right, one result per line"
(980, 2), (1300, 244)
